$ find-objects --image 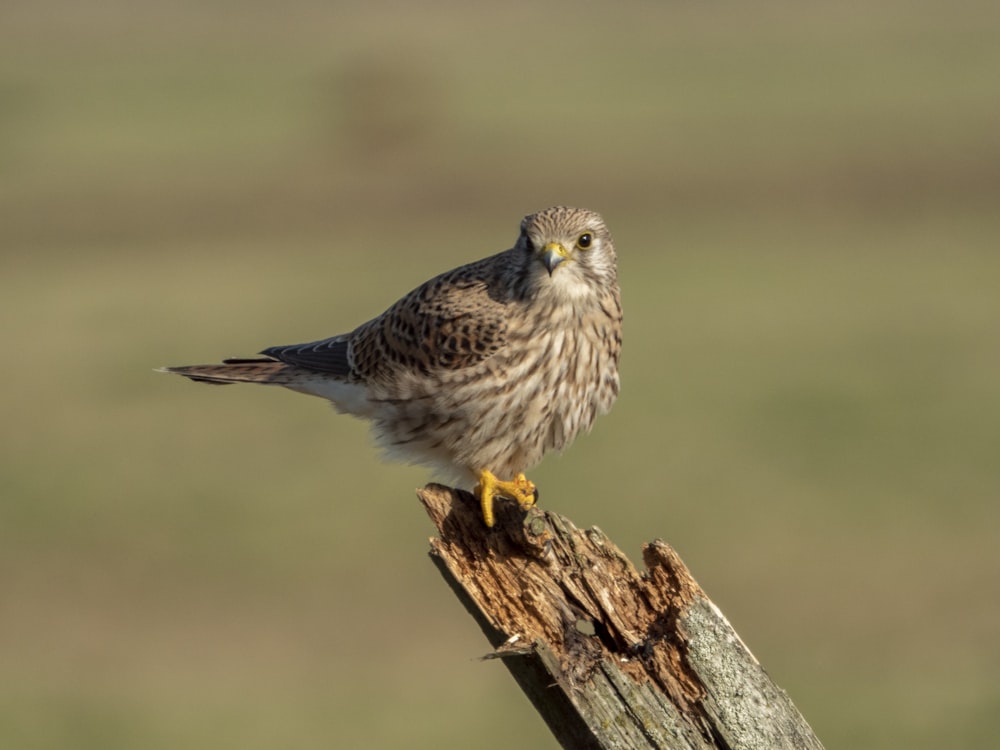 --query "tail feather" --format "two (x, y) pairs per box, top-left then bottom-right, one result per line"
(158, 358), (294, 385)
